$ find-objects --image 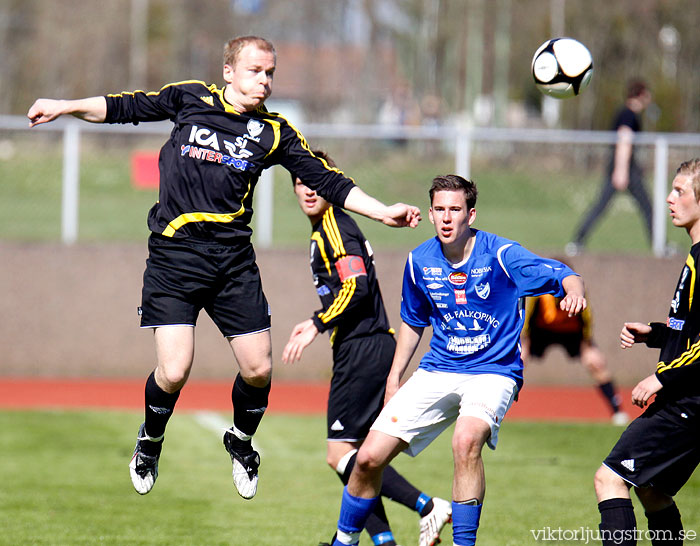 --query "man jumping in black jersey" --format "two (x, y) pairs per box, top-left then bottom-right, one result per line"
(283, 151), (451, 546)
(27, 35), (421, 499)
(594, 158), (700, 546)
